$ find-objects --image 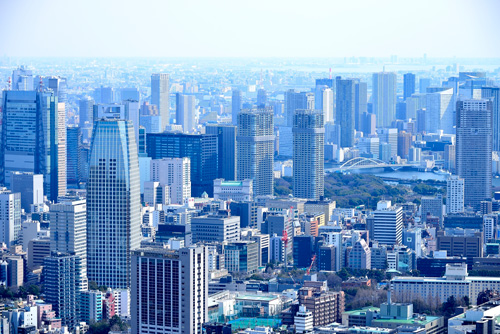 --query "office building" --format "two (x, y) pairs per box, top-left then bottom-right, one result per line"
(0, 189), (21, 247)
(481, 87), (500, 151)
(80, 290), (104, 322)
(120, 87), (140, 102)
(79, 96), (94, 140)
(224, 241), (259, 274)
(93, 102), (140, 144)
(298, 287), (345, 326)
(11, 65), (33, 91)
(447, 176), (464, 214)
(456, 100), (492, 209)
(131, 246), (207, 334)
(425, 88), (454, 134)
(372, 201), (403, 245)
(237, 109), (274, 196)
(444, 144), (456, 173)
(151, 73), (170, 131)
(348, 239), (371, 270)
(285, 90), (315, 127)
(372, 72), (397, 127)
(43, 252), (82, 331)
(146, 132), (218, 197)
(231, 89), (242, 125)
(66, 126), (83, 185)
(419, 78), (431, 94)
(336, 79), (356, 147)
(206, 124), (237, 180)
(176, 93), (196, 133)
(397, 131), (412, 159)
(361, 112), (376, 136)
(293, 235), (319, 268)
(257, 89), (267, 107)
(1, 90), (66, 201)
(150, 158), (191, 205)
(295, 305), (314, 334)
(50, 198), (87, 289)
(87, 119), (141, 289)
(293, 109), (324, 200)
(191, 215), (240, 243)
(403, 73), (416, 100)
(379, 128), (398, 158)
(437, 230), (482, 268)
(93, 86), (115, 104)
(421, 194), (443, 224)
(213, 179), (253, 201)
(391, 263), (500, 306)
(10, 172), (43, 213)
(354, 82), (368, 131)
(28, 237), (51, 269)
